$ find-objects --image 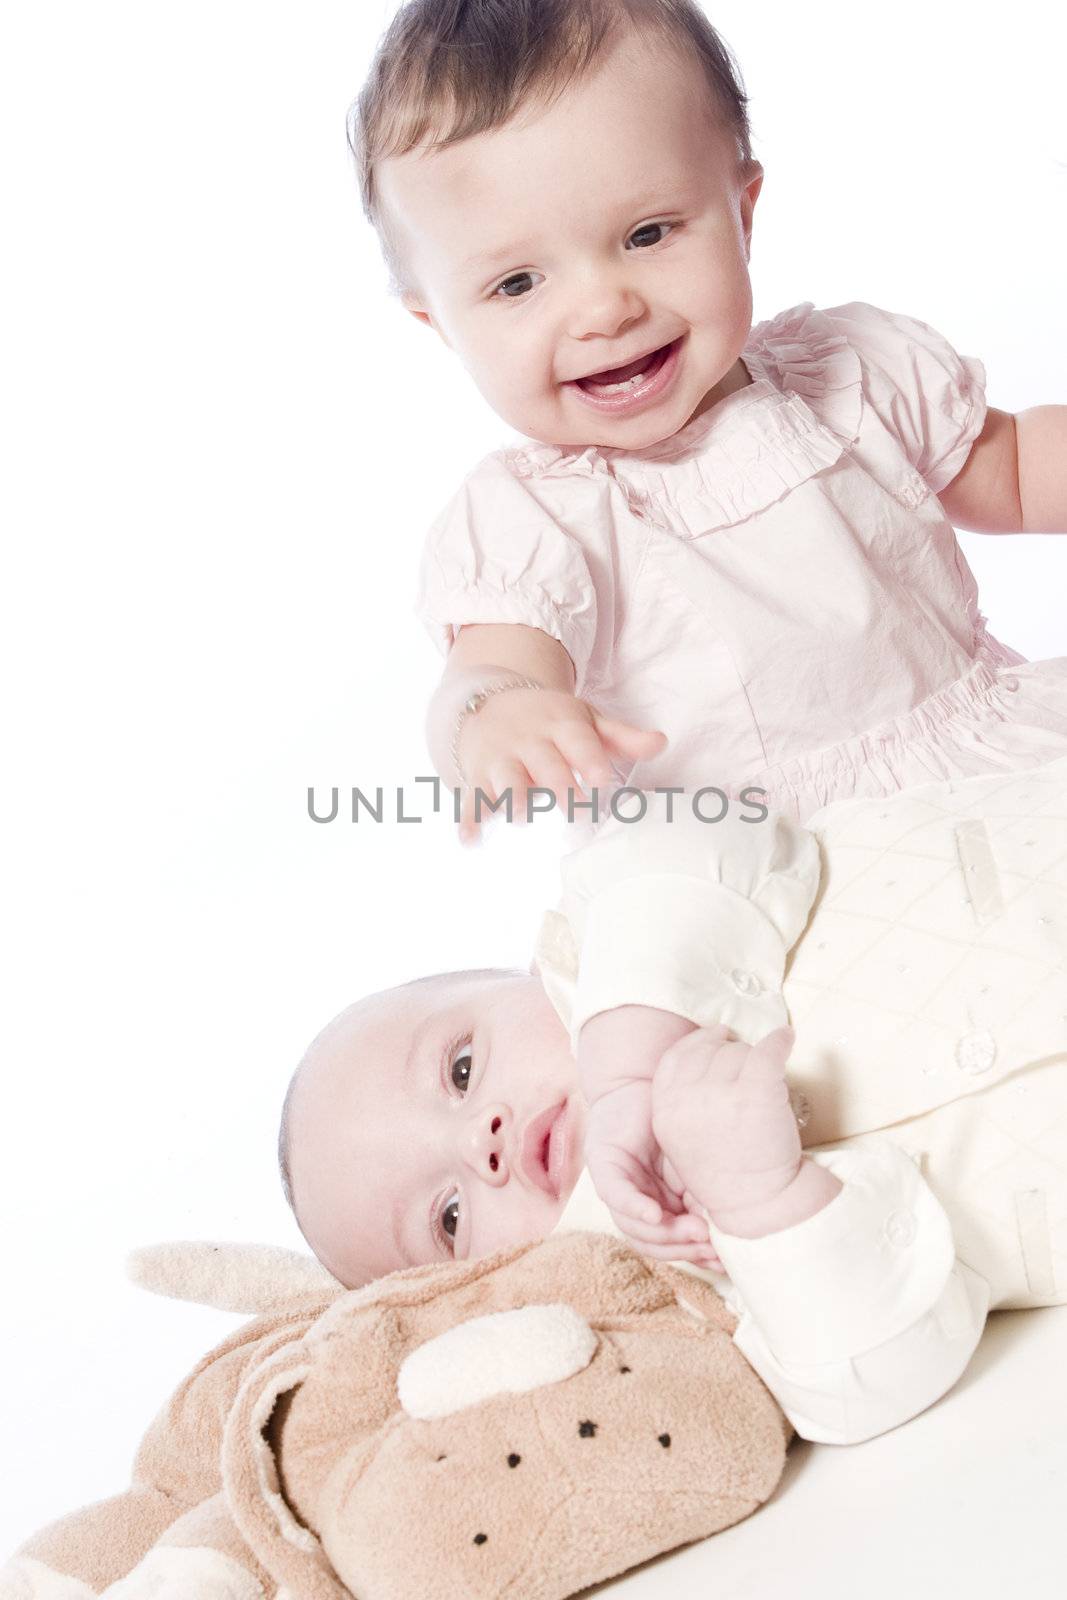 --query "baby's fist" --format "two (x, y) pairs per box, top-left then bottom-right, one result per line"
(651, 1023), (803, 1227)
